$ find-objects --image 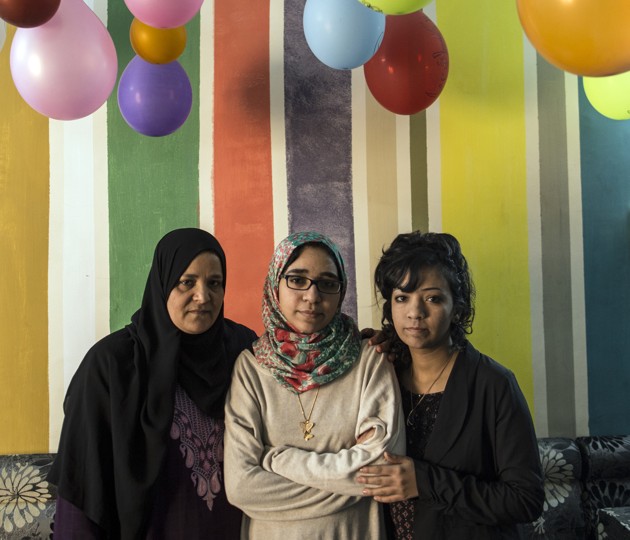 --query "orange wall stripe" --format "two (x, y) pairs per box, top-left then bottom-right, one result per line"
(213, 2), (274, 335)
